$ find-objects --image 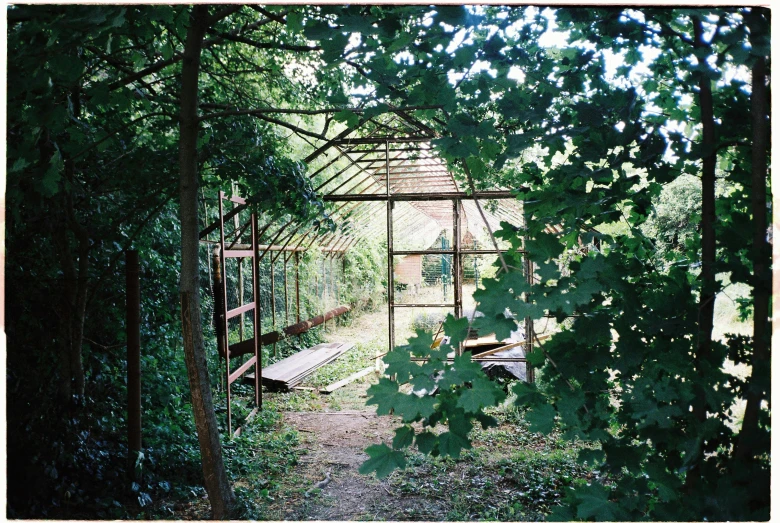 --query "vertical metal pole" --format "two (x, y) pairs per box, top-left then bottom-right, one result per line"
(386, 140), (395, 354)
(218, 192), (232, 434)
(252, 212), (262, 409)
(453, 199), (462, 355)
(238, 258), (244, 342)
(337, 255), (342, 305)
(329, 255), (334, 309)
(284, 254), (289, 325)
(234, 191), (244, 344)
(523, 208), (535, 383)
(126, 250), (141, 478)
(270, 256), (277, 357)
(295, 251), (301, 323)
